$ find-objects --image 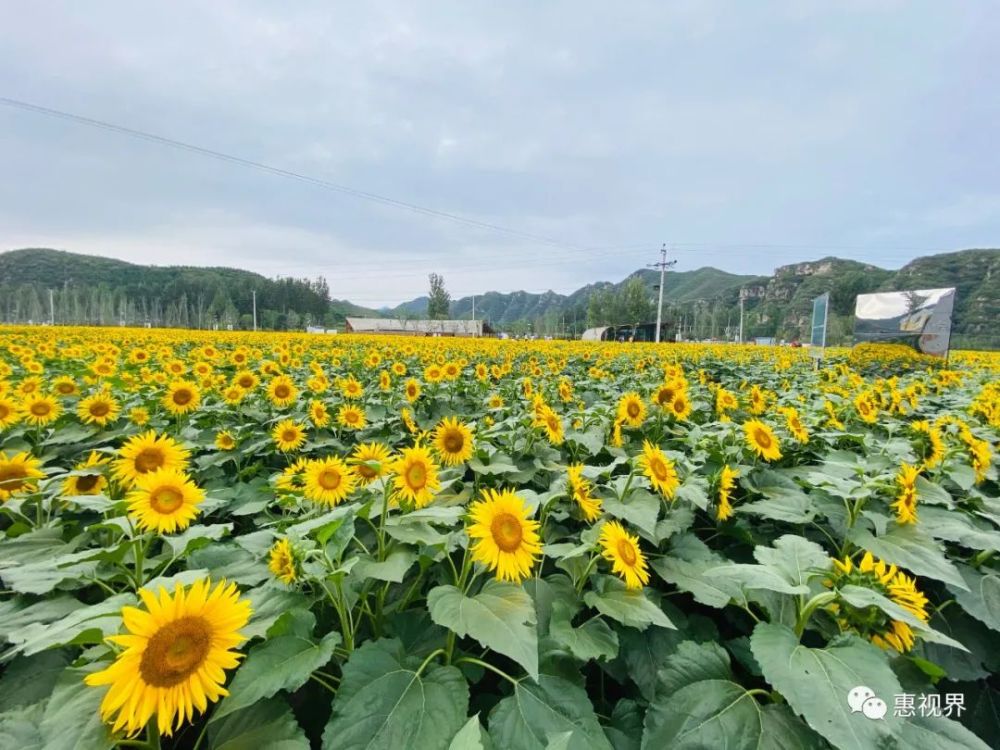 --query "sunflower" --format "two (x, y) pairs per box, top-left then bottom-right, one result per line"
(748, 385), (767, 415)
(558, 379), (573, 403)
(743, 419), (782, 462)
(910, 421), (945, 470)
(52, 375), (78, 396)
(637, 440), (679, 499)
(433, 416), (474, 466)
(308, 400), (331, 428)
(891, 463), (920, 524)
(487, 393), (505, 410)
(340, 375), (364, 399)
(443, 362), (461, 380)
(272, 419), (307, 452)
(163, 381), (201, 416)
(129, 407), (150, 427)
(716, 465), (739, 521)
(77, 392), (121, 427)
(63, 451), (110, 496)
(669, 391), (692, 421)
(400, 408), (419, 434)
(349, 442), (393, 485)
(266, 375), (298, 408)
(21, 394), (61, 427)
(275, 458), (309, 492)
(599, 521), (649, 590)
(378, 371), (391, 391)
(0, 451), (45, 501)
(468, 488), (542, 583)
(715, 388), (738, 415)
(233, 370), (259, 392)
(827, 552), (929, 652)
(127, 468), (204, 533)
(780, 406), (809, 443)
(474, 363), (488, 381)
(84, 579), (251, 737)
(566, 464), (602, 522)
(404, 378), (422, 403)
(268, 538), (300, 584)
(303, 457), (357, 506)
(390, 445), (441, 508)
(854, 392), (879, 424)
(425, 365), (443, 383)
(337, 405), (367, 430)
(114, 431), (191, 487)
(617, 392), (646, 428)
(823, 400), (844, 430)
(610, 418), (624, 448)
(215, 431), (237, 451)
(537, 404), (564, 445)
(0, 396), (19, 430)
